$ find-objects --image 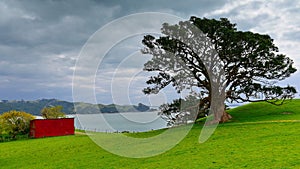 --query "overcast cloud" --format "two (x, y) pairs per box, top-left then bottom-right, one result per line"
(0, 0), (299, 105)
